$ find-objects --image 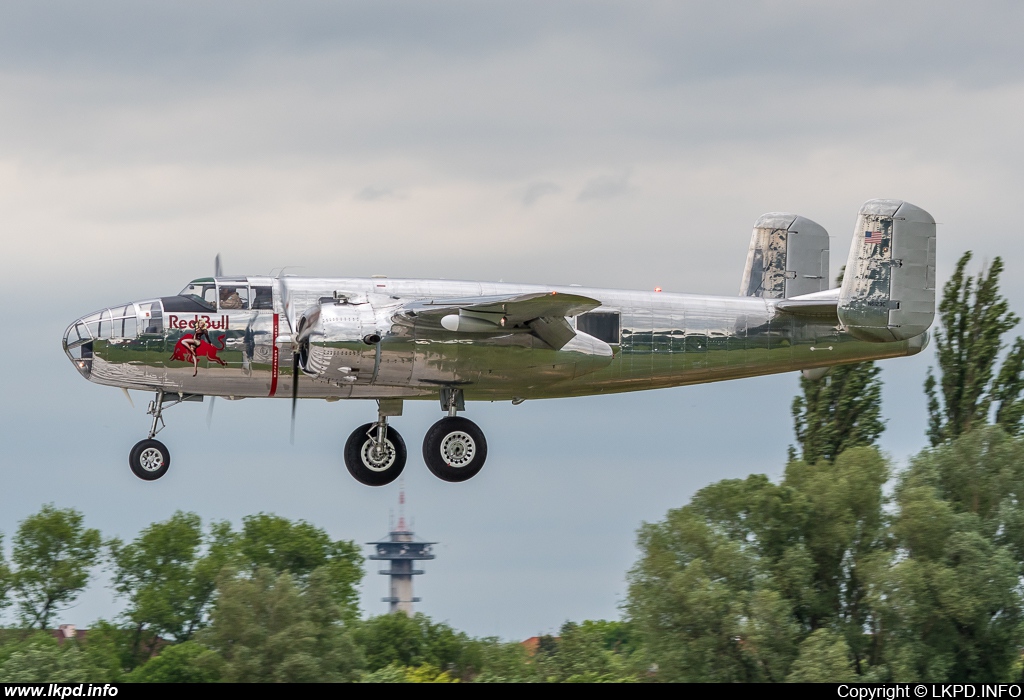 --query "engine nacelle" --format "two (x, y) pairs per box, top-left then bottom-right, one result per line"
(297, 300), (379, 383)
